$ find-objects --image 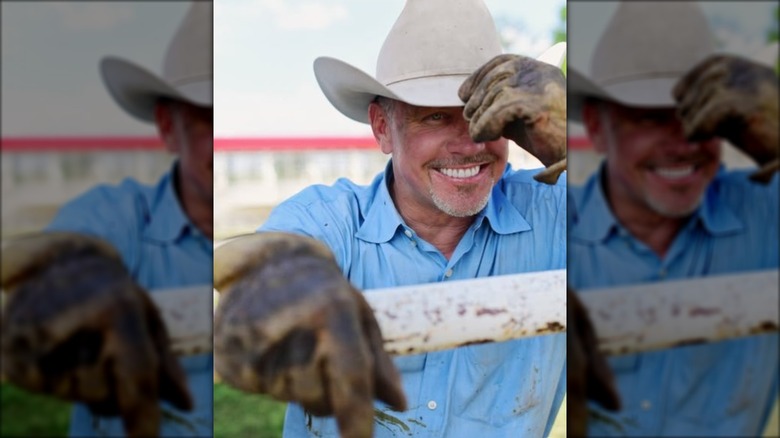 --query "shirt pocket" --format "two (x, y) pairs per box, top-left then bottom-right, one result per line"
(453, 343), (536, 427)
(607, 353), (640, 374)
(394, 352), (427, 373)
